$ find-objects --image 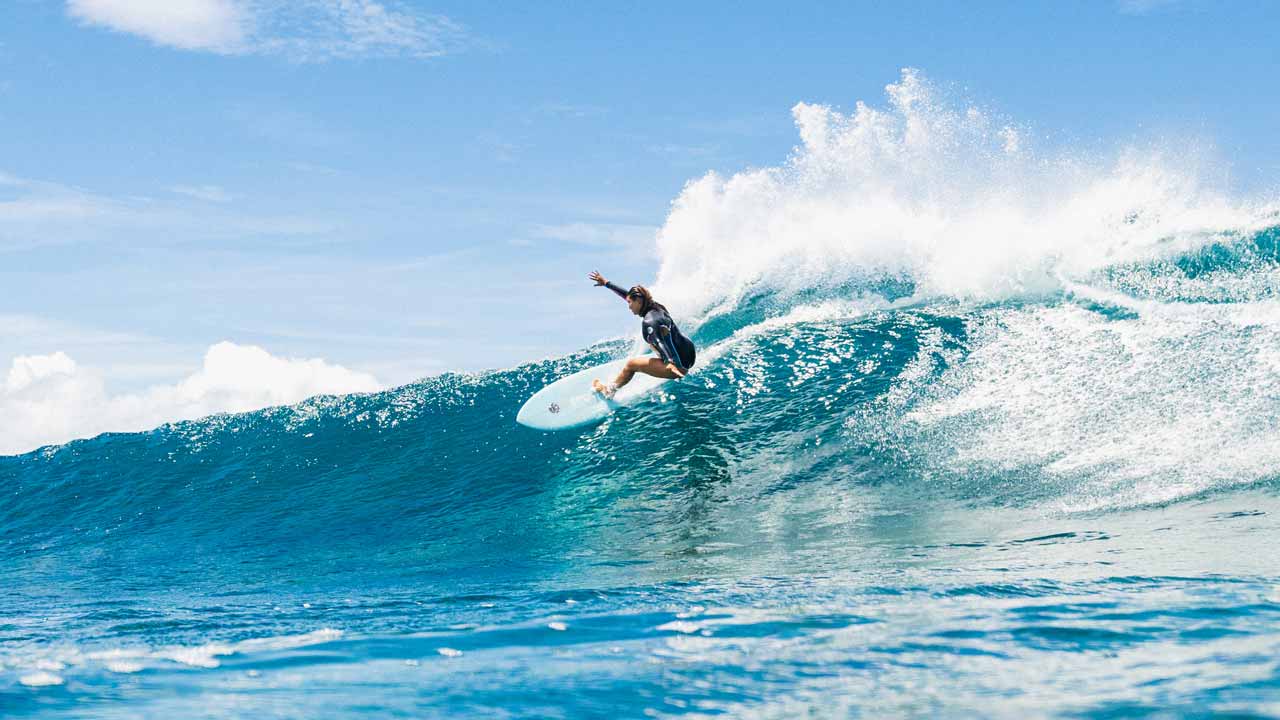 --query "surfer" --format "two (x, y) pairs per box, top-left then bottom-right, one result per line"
(588, 271), (696, 397)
